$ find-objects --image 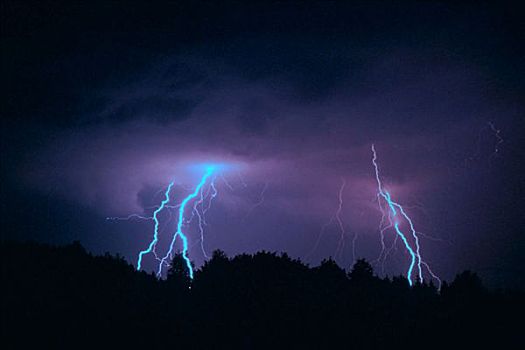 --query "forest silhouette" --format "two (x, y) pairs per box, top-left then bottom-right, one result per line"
(2, 240), (523, 349)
